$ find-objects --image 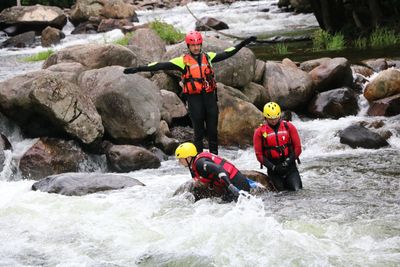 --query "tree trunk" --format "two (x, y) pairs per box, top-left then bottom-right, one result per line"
(16, 0), (21, 6)
(368, 0), (382, 27)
